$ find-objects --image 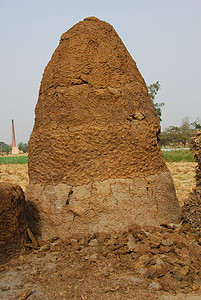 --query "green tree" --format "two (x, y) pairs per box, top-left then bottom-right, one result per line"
(191, 120), (201, 130)
(160, 117), (199, 147)
(165, 126), (184, 146)
(18, 142), (28, 153)
(0, 142), (11, 155)
(148, 81), (165, 121)
(180, 117), (192, 145)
